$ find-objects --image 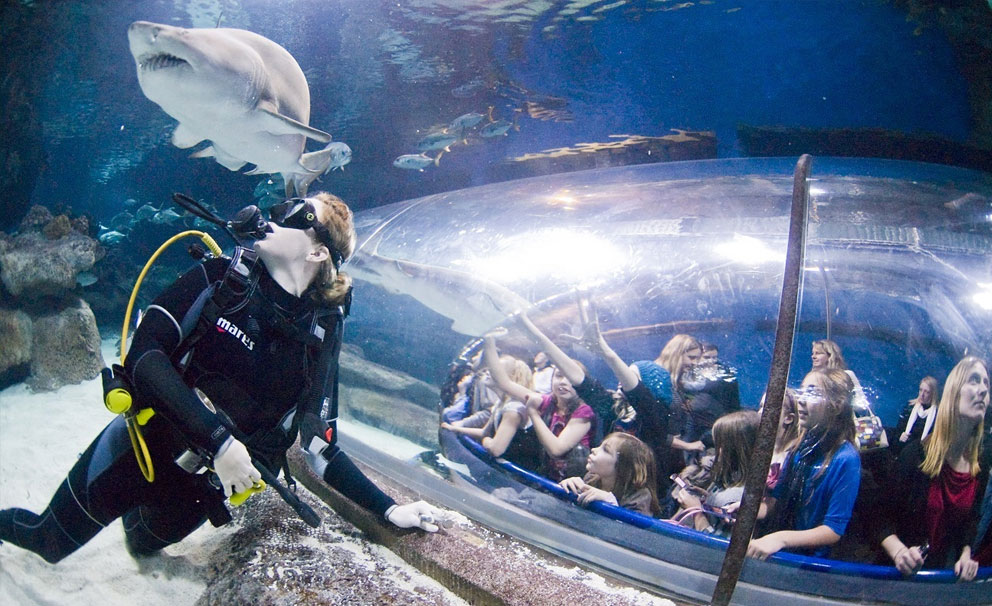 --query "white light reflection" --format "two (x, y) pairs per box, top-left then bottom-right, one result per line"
(467, 228), (625, 285)
(714, 233), (784, 265)
(973, 282), (992, 311)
